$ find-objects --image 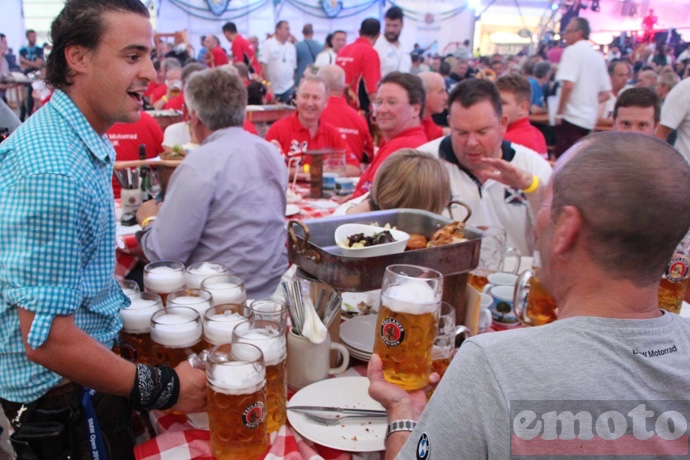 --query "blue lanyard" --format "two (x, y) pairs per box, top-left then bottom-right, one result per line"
(81, 388), (108, 460)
